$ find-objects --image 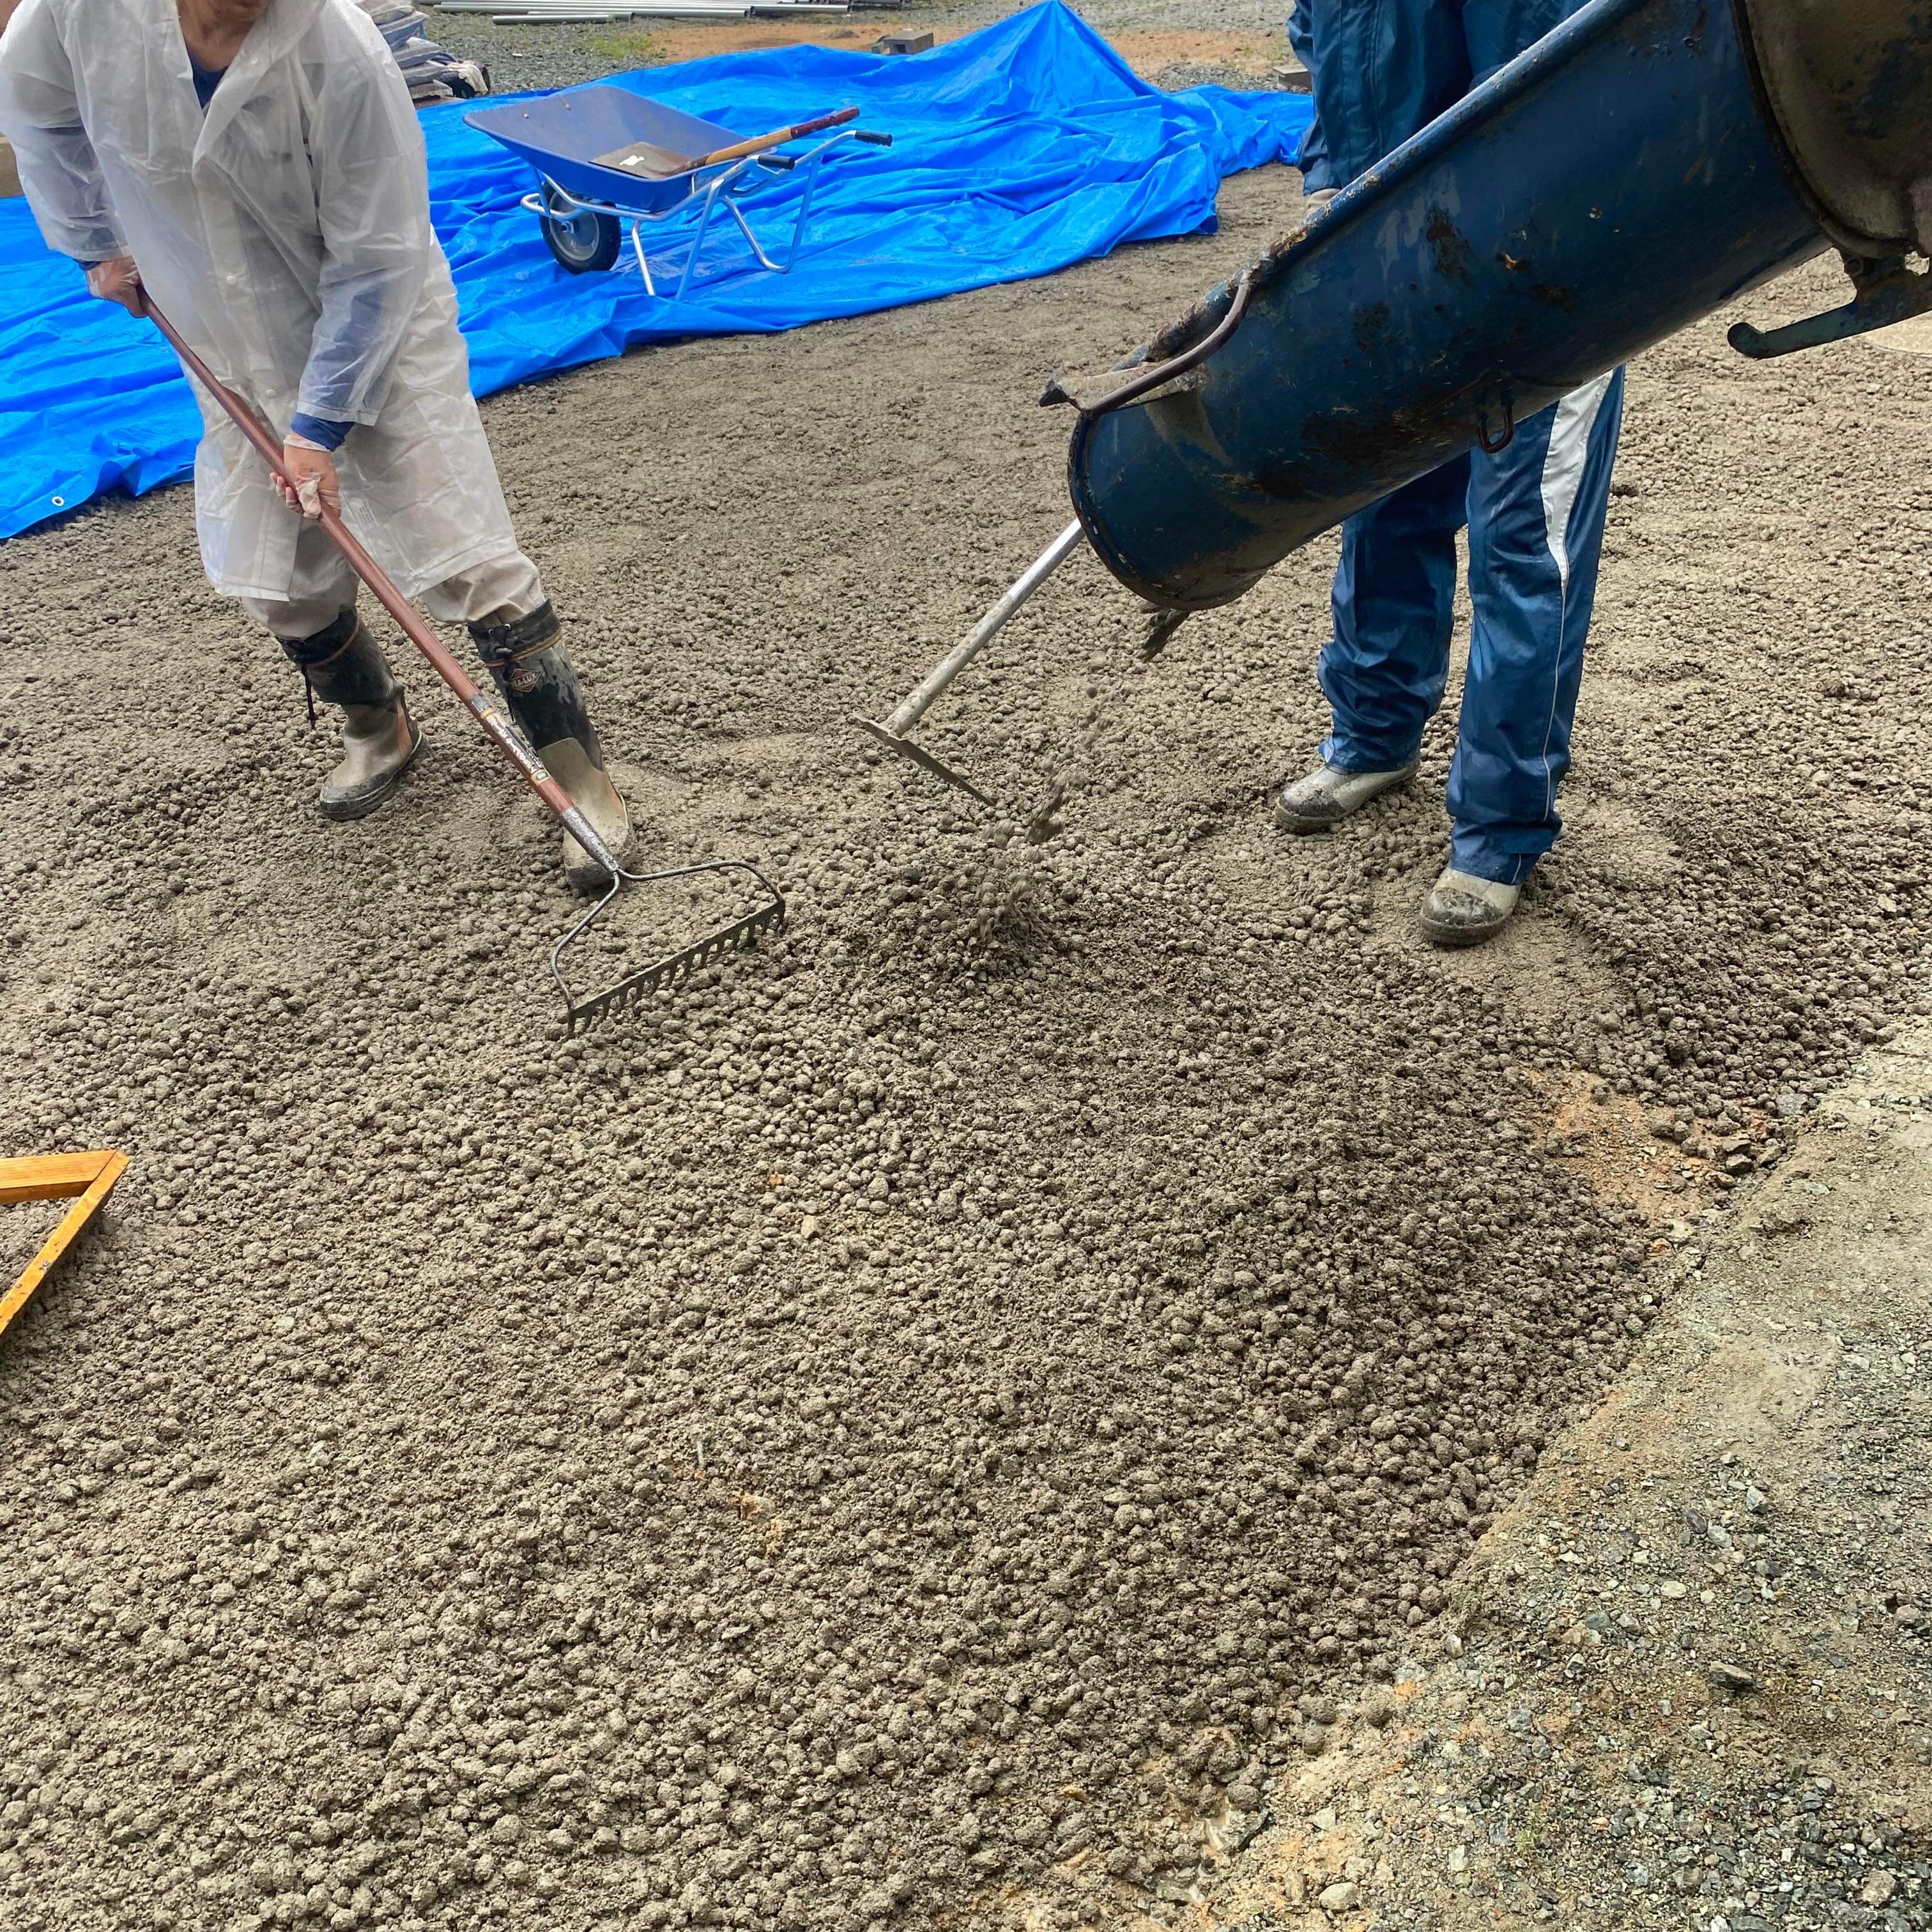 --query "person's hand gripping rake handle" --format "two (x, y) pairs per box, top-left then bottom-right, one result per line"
(141, 296), (785, 1030)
